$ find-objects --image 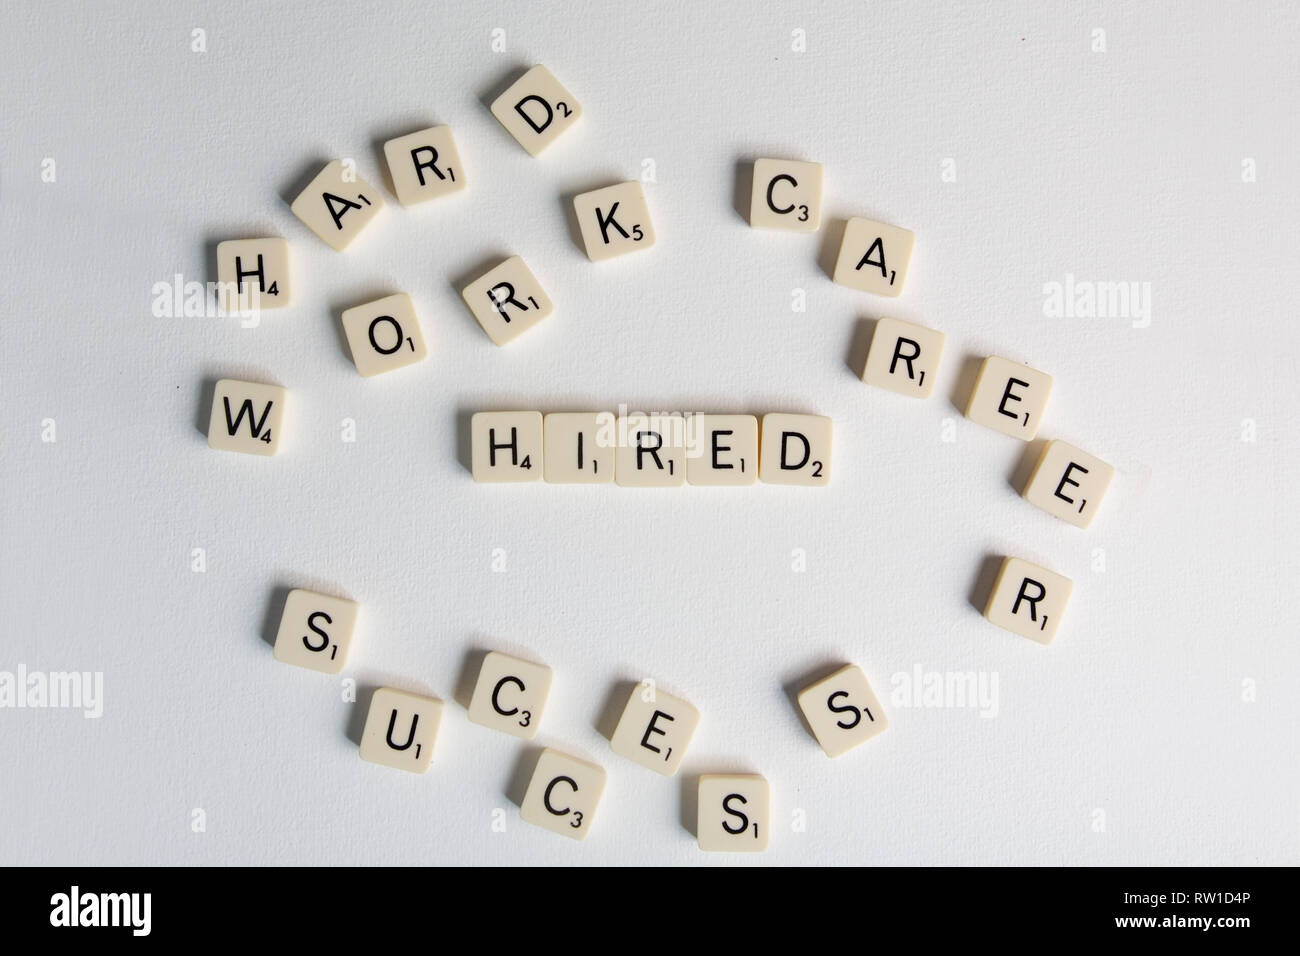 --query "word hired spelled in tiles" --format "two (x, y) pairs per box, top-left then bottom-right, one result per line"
(215, 238), (290, 312)
(749, 158), (823, 231)
(965, 355), (1053, 440)
(341, 293), (428, 378)
(758, 413), (832, 486)
(833, 216), (915, 297)
(609, 684), (700, 776)
(862, 317), (946, 399)
(520, 748), (606, 841)
(461, 256), (553, 346)
(984, 556), (1073, 644)
(697, 774), (770, 852)
(272, 588), (359, 674)
(797, 664), (889, 758)
(467, 651), (553, 739)
(1023, 440), (1115, 529)
(471, 411), (543, 483)
(382, 125), (466, 207)
(290, 159), (384, 251)
(207, 379), (286, 456)
(359, 687), (444, 773)
(543, 412), (615, 484)
(573, 182), (656, 262)
(490, 65), (582, 157)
